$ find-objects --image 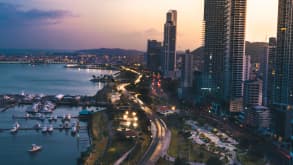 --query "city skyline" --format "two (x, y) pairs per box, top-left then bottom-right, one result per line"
(0, 0), (278, 50)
